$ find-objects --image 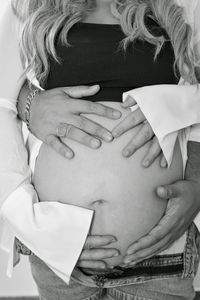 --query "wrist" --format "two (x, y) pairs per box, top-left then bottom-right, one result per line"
(25, 87), (40, 131)
(17, 81), (29, 122)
